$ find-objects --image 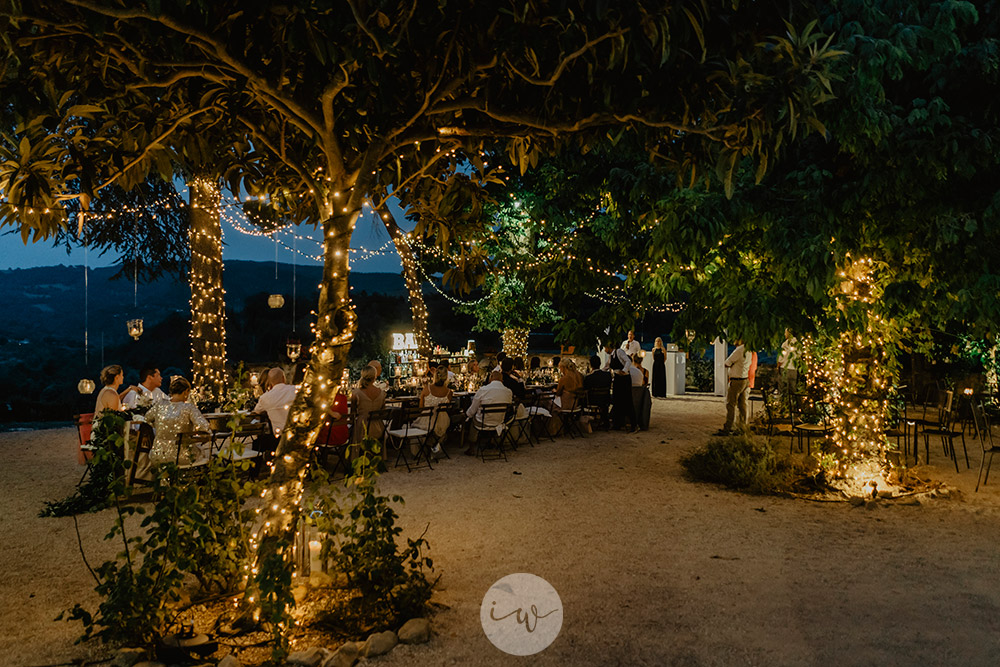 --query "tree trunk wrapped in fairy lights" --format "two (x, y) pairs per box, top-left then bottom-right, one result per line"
(802, 257), (900, 496)
(502, 327), (529, 362)
(384, 216), (432, 359)
(188, 178), (227, 399)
